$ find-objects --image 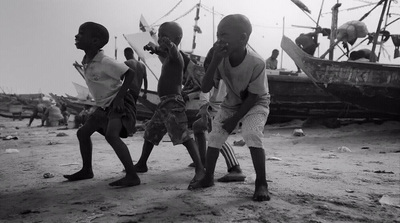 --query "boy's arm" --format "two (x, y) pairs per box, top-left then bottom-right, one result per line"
(201, 59), (219, 93)
(113, 68), (135, 112)
(142, 67), (148, 98)
(201, 42), (228, 93)
(222, 92), (259, 134)
(159, 37), (181, 63)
